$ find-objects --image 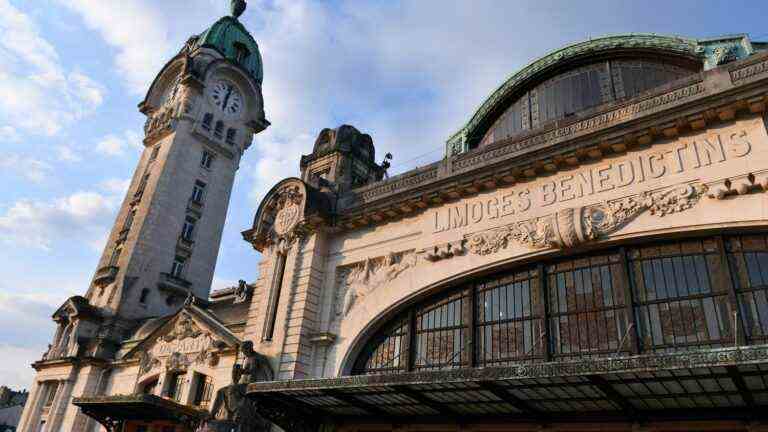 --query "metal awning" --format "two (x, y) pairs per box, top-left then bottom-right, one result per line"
(73, 394), (207, 431)
(247, 345), (768, 430)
